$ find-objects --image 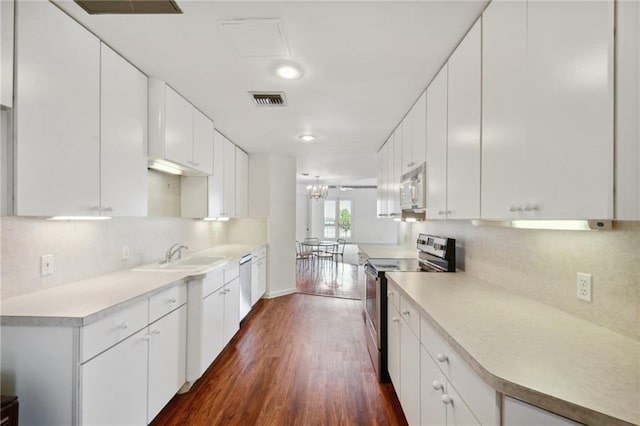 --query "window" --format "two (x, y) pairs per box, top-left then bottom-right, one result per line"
(323, 199), (352, 240)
